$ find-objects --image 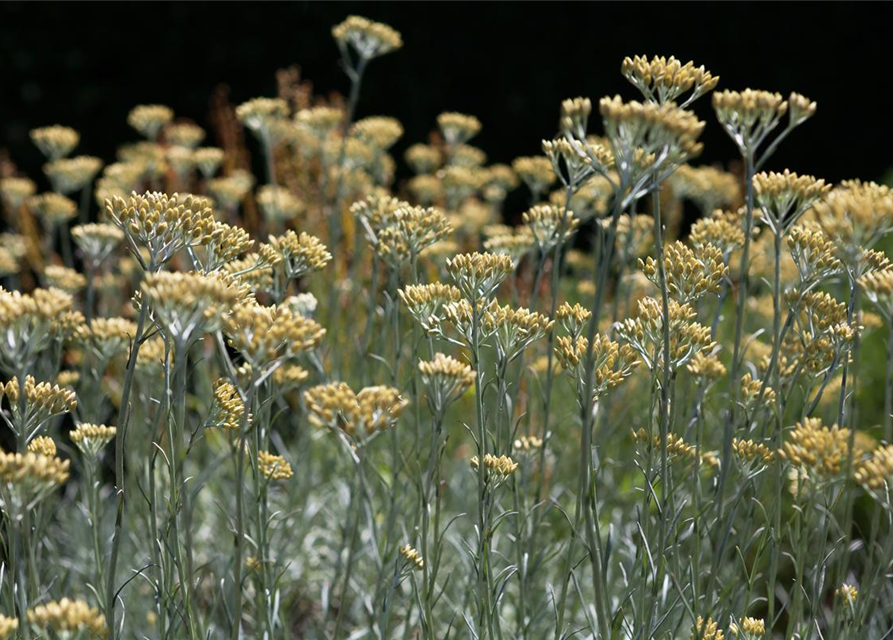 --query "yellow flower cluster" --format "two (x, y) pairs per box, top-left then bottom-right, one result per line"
(632, 428), (719, 470)
(732, 438), (775, 464)
(779, 418), (851, 479)
(72, 222), (124, 262)
(224, 302), (325, 366)
(332, 15), (403, 59)
(30, 125), (80, 160)
(446, 252), (514, 301)
(691, 615), (725, 640)
(263, 230), (332, 279)
(258, 451), (294, 481)
(621, 55), (718, 104)
(0, 451), (70, 514)
(27, 598), (107, 637)
(599, 96), (705, 163)
(304, 382), (407, 439)
(128, 104), (174, 139)
(2, 375), (78, 416)
(730, 617), (765, 638)
(210, 380), (247, 431)
(640, 241), (726, 303)
(418, 353), (475, 412)
(523, 204), (580, 252)
(470, 453), (519, 479)
(70, 423), (116, 458)
(399, 544), (425, 570)
(437, 112), (482, 146)
(27, 435), (57, 457)
(28, 192), (78, 225)
(855, 444), (893, 490)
